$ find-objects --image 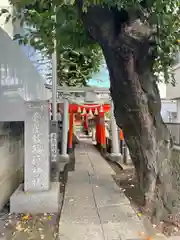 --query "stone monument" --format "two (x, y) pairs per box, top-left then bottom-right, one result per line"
(10, 101), (60, 213)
